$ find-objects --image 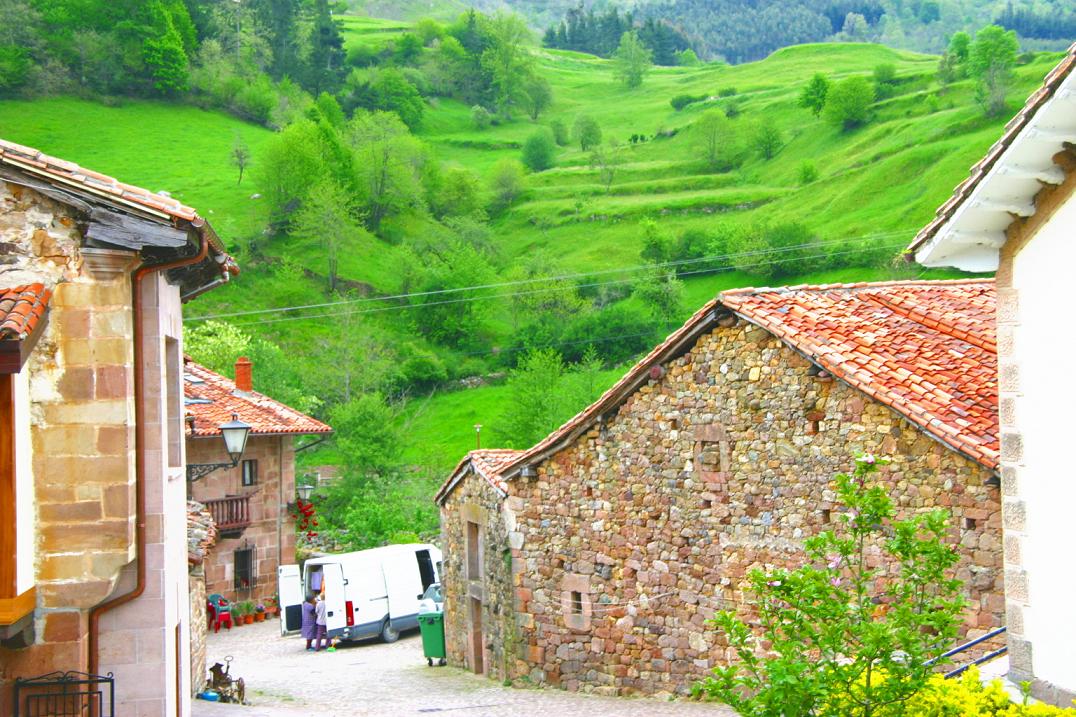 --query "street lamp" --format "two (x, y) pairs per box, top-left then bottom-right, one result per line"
(296, 483), (314, 502)
(187, 413), (252, 482)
